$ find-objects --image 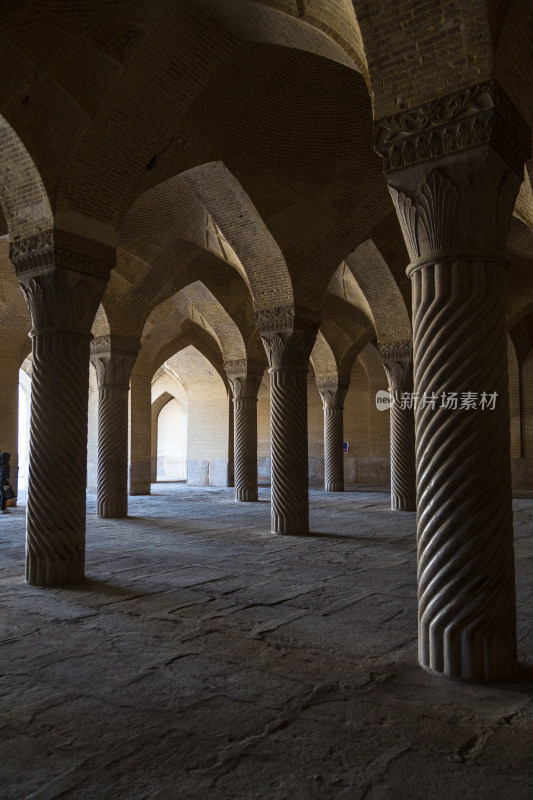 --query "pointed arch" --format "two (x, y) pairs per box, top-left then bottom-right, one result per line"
(191, 0), (366, 74)
(181, 162), (292, 310)
(179, 281), (246, 363)
(0, 115), (53, 241)
(329, 239), (411, 345)
(162, 344), (230, 487)
(310, 330), (338, 380)
(91, 304), (110, 338)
